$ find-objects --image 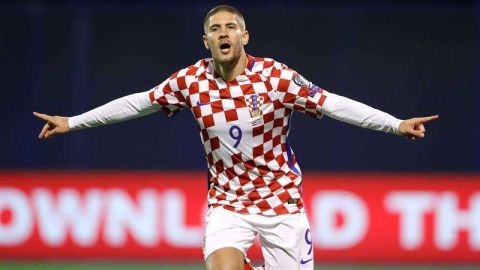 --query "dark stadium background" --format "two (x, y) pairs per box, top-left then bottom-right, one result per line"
(0, 1), (479, 269)
(2, 0), (478, 172)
